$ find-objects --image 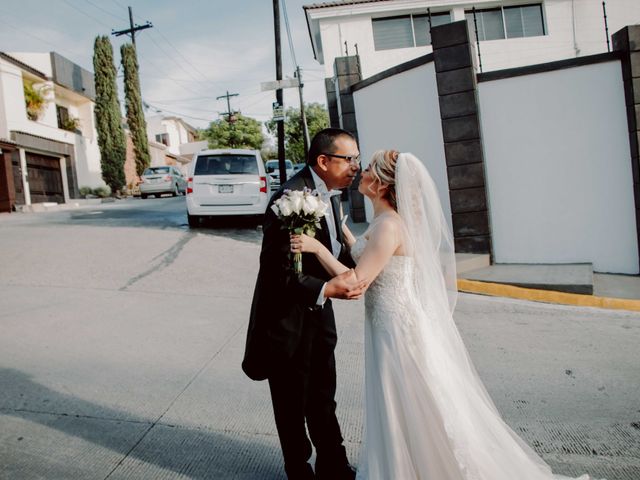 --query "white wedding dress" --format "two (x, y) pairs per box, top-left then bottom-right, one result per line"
(349, 153), (599, 480)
